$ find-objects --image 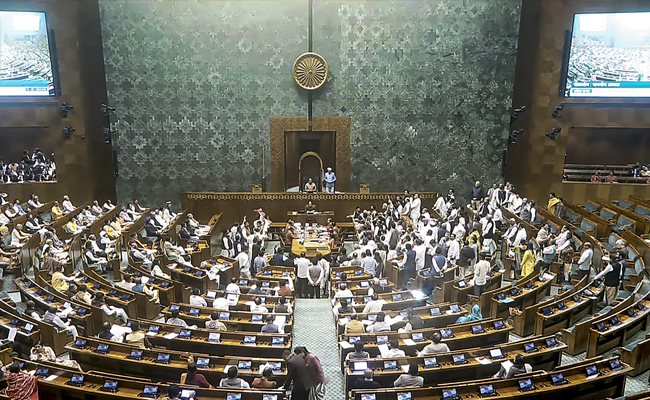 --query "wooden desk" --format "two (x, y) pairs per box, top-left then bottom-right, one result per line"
(339, 318), (512, 368)
(17, 360), (285, 400)
(118, 263), (178, 304)
(489, 272), (555, 320)
(587, 296), (650, 358)
(344, 335), (565, 393)
(291, 238), (331, 258)
(351, 357), (630, 400)
(287, 210), (334, 225)
(66, 337), (288, 387)
(339, 290), (428, 313)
